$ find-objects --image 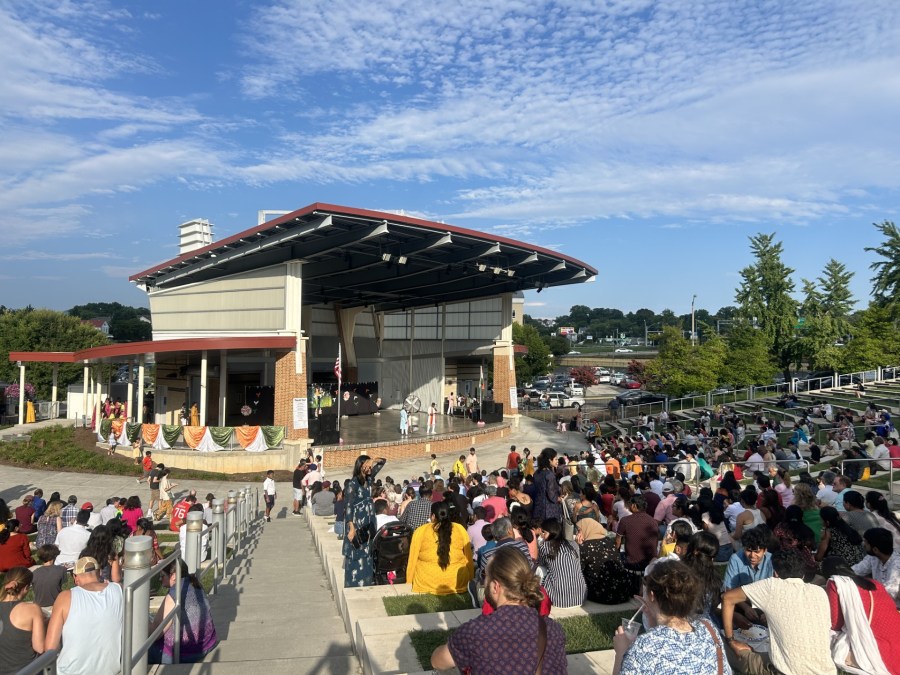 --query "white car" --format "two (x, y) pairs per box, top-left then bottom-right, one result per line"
(543, 392), (585, 409)
(567, 350), (581, 355)
(565, 383), (585, 396)
(595, 374), (611, 383)
(614, 348), (634, 353)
